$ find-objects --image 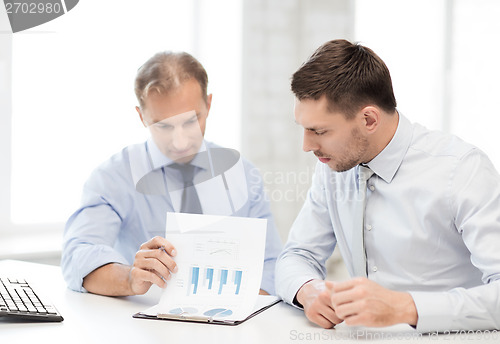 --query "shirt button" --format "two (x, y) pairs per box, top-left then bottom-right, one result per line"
(366, 224), (372, 231)
(372, 266), (378, 272)
(369, 185), (375, 191)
